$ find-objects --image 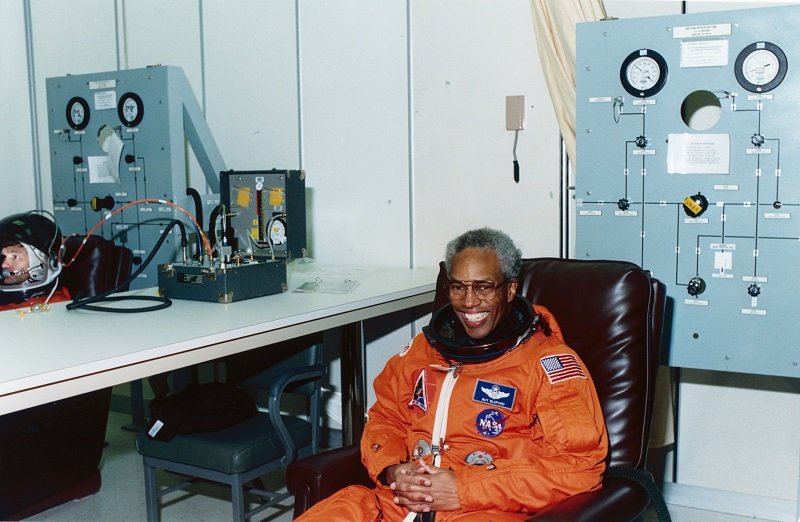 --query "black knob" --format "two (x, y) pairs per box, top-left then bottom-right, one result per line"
(683, 192), (709, 218)
(72, 156), (83, 165)
(687, 276), (706, 297)
(125, 154), (136, 164)
(747, 283), (761, 297)
(617, 198), (630, 211)
(67, 198), (78, 208)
